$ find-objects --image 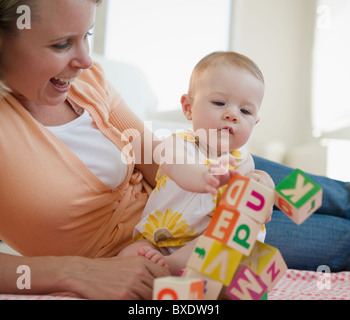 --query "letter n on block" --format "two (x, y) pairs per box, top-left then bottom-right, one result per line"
(275, 169), (323, 225)
(153, 276), (204, 300)
(239, 241), (288, 292)
(219, 175), (274, 224)
(205, 206), (262, 256)
(227, 266), (267, 300)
